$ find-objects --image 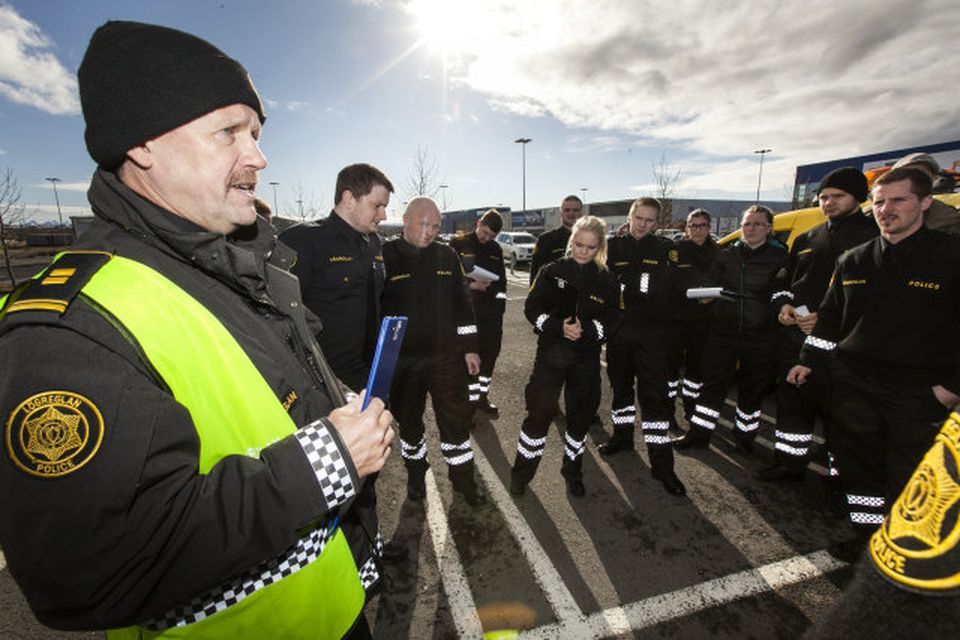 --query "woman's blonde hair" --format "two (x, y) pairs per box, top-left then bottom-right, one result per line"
(565, 215), (608, 270)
